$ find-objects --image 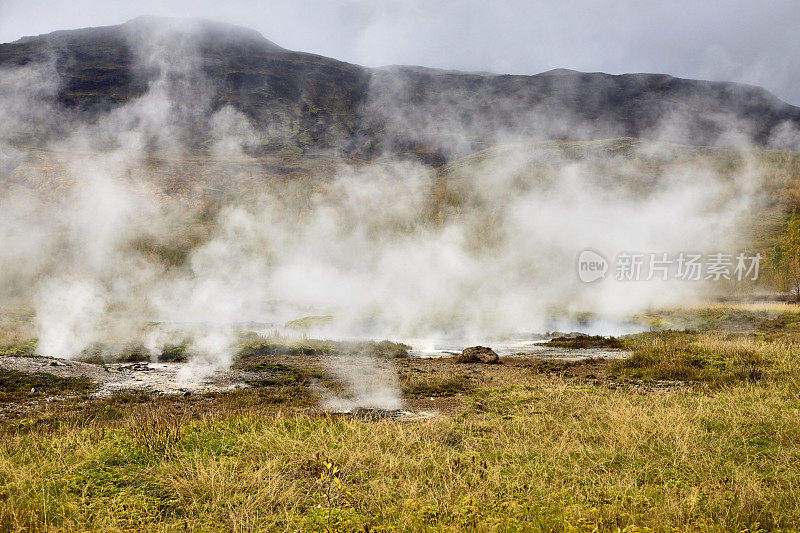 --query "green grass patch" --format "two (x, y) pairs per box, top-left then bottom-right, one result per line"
(235, 362), (339, 400)
(5, 381), (800, 530)
(543, 335), (623, 349)
(402, 375), (471, 398)
(632, 307), (770, 331)
(0, 340), (37, 358)
(611, 344), (769, 385)
(236, 342), (338, 357)
(210, 385), (319, 406)
(0, 368), (96, 401)
(284, 315), (334, 330)
(242, 363), (328, 387)
(235, 339), (410, 359)
(364, 340), (411, 358)
(158, 345), (187, 362)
